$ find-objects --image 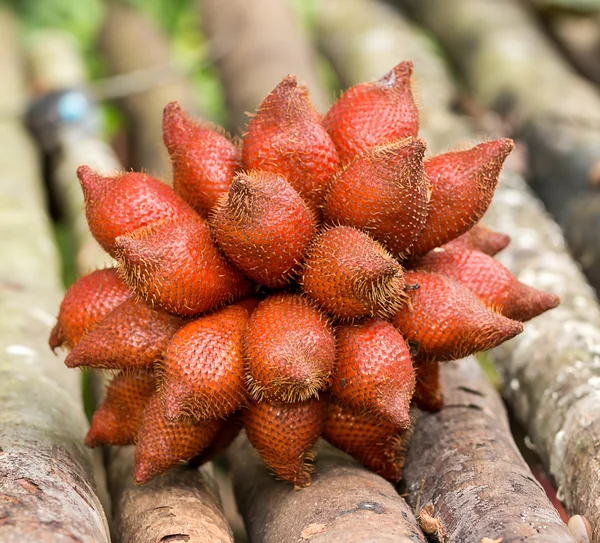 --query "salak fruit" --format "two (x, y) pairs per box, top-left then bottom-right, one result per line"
(50, 61), (559, 487)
